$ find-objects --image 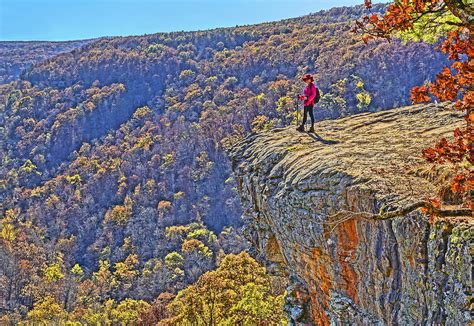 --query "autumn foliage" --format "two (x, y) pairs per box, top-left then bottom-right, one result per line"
(0, 4), (464, 323)
(355, 0), (473, 214)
